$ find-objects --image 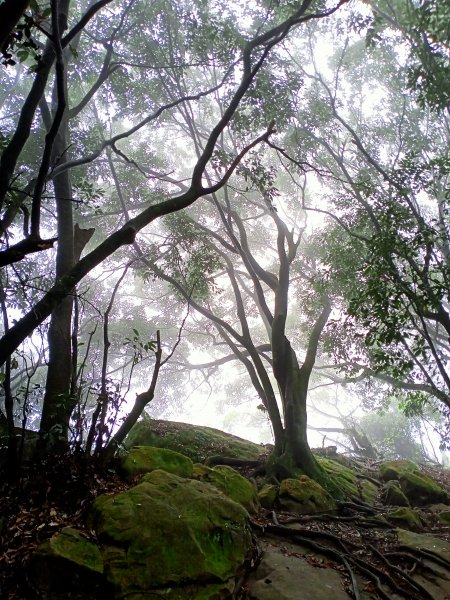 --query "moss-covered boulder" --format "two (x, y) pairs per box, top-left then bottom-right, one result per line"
(379, 460), (419, 482)
(121, 446), (193, 480)
(88, 470), (251, 599)
(28, 527), (103, 599)
(279, 475), (337, 514)
(193, 464), (259, 514)
(258, 483), (278, 509)
(316, 457), (379, 504)
(126, 418), (264, 463)
(381, 480), (410, 507)
(399, 470), (449, 507)
(385, 507), (423, 530)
